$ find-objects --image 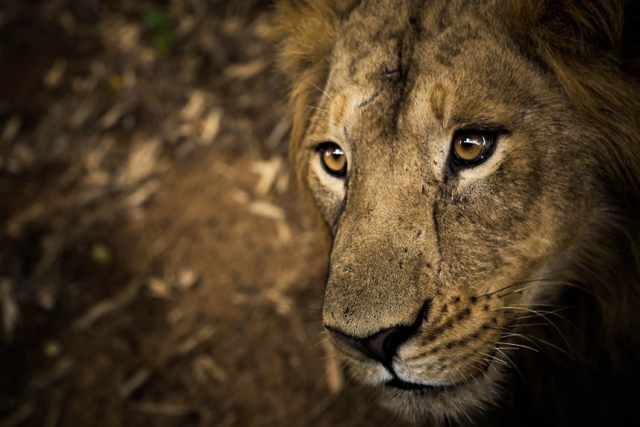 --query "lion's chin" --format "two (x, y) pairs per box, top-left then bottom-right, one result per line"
(356, 361), (506, 425)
